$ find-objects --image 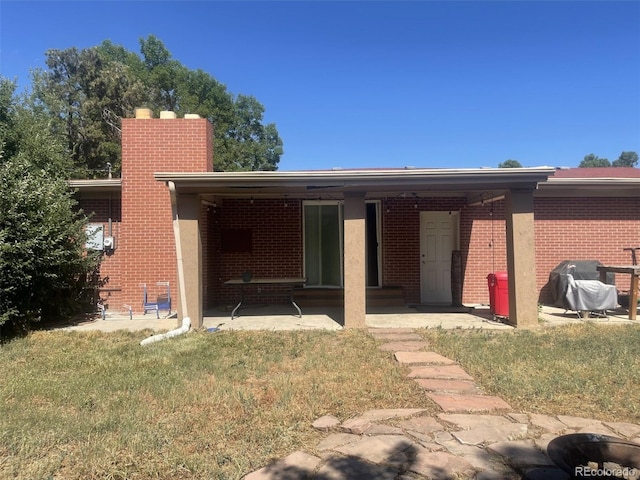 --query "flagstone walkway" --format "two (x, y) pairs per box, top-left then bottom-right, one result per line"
(244, 328), (640, 480)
